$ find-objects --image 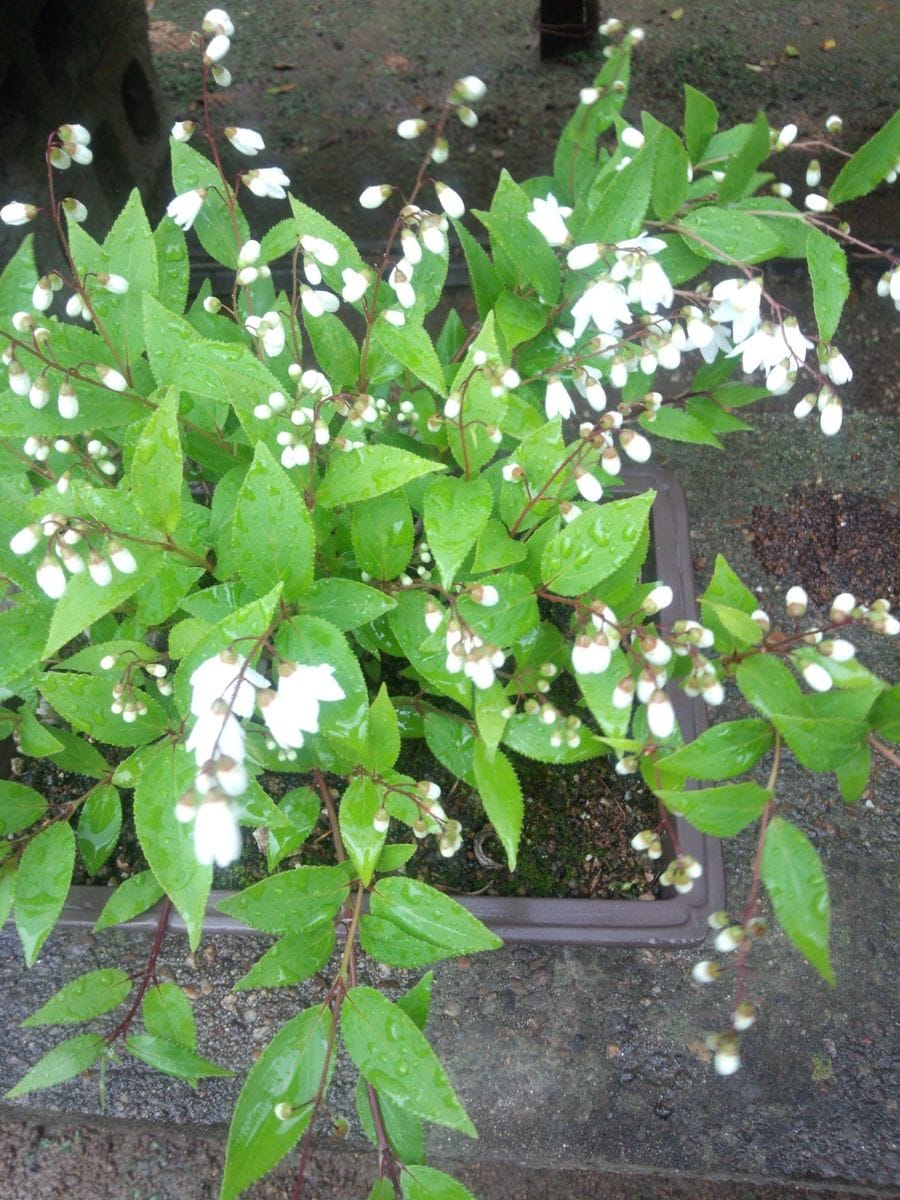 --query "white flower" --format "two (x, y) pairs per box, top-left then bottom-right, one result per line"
(61, 197), (88, 222)
(611, 678), (634, 709)
(710, 277), (763, 343)
(580, 87), (600, 106)
(166, 188), (207, 230)
(714, 925), (746, 953)
(434, 181), (465, 219)
(243, 167), (290, 199)
(420, 218), (447, 254)
(818, 345), (853, 386)
(226, 126), (265, 155)
(570, 279), (632, 339)
(544, 376), (574, 420)
(97, 365), (128, 392)
(273, 661), (345, 739)
(526, 194), (572, 246)
(1, 201), (38, 226)
(620, 429), (652, 463)
(805, 193), (833, 214)
(10, 524), (42, 555)
(245, 311), (286, 356)
(830, 593), (856, 622)
(714, 1038), (741, 1076)
(733, 1002), (757, 1032)
(389, 263), (416, 309)
(190, 651), (268, 719)
(574, 469), (603, 502)
(822, 638), (855, 662)
(204, 33), (231, 62)
(340, 268), (369, 303)
(108, 541), (138, 574)
(567, 242), (601, 271)
(784, 585), (808, 617)
(397, 118), (427, 139)
(203, 8), (235, 36)
(819, 393), (843, 436)
(643, 584), (673, 614)
(793, 393), (815, 420)
(7, 363), (30, 396)
(456, 105), (478, 128)
(647, 689), (676, 739)
(194, 794), (242, 867)
(171, 120), (196, 142)
(58, 123), (90, 146)
(454, 75), (487, 102)
(692, 960), (722, 984)
(186, 706), (246, 767)
(572, 635), (611, 675)
(57, 381), (79, 419)
(825, 114), (843, 134)
(359, 184), (393, 209)
(800, 661), (833, 692)
(258, 688), (305, 749)
(806, 160), (822, 188)
(36, 556), (67, 599)
(620, 125), (645, 150)
(211, 64), (232, 87)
